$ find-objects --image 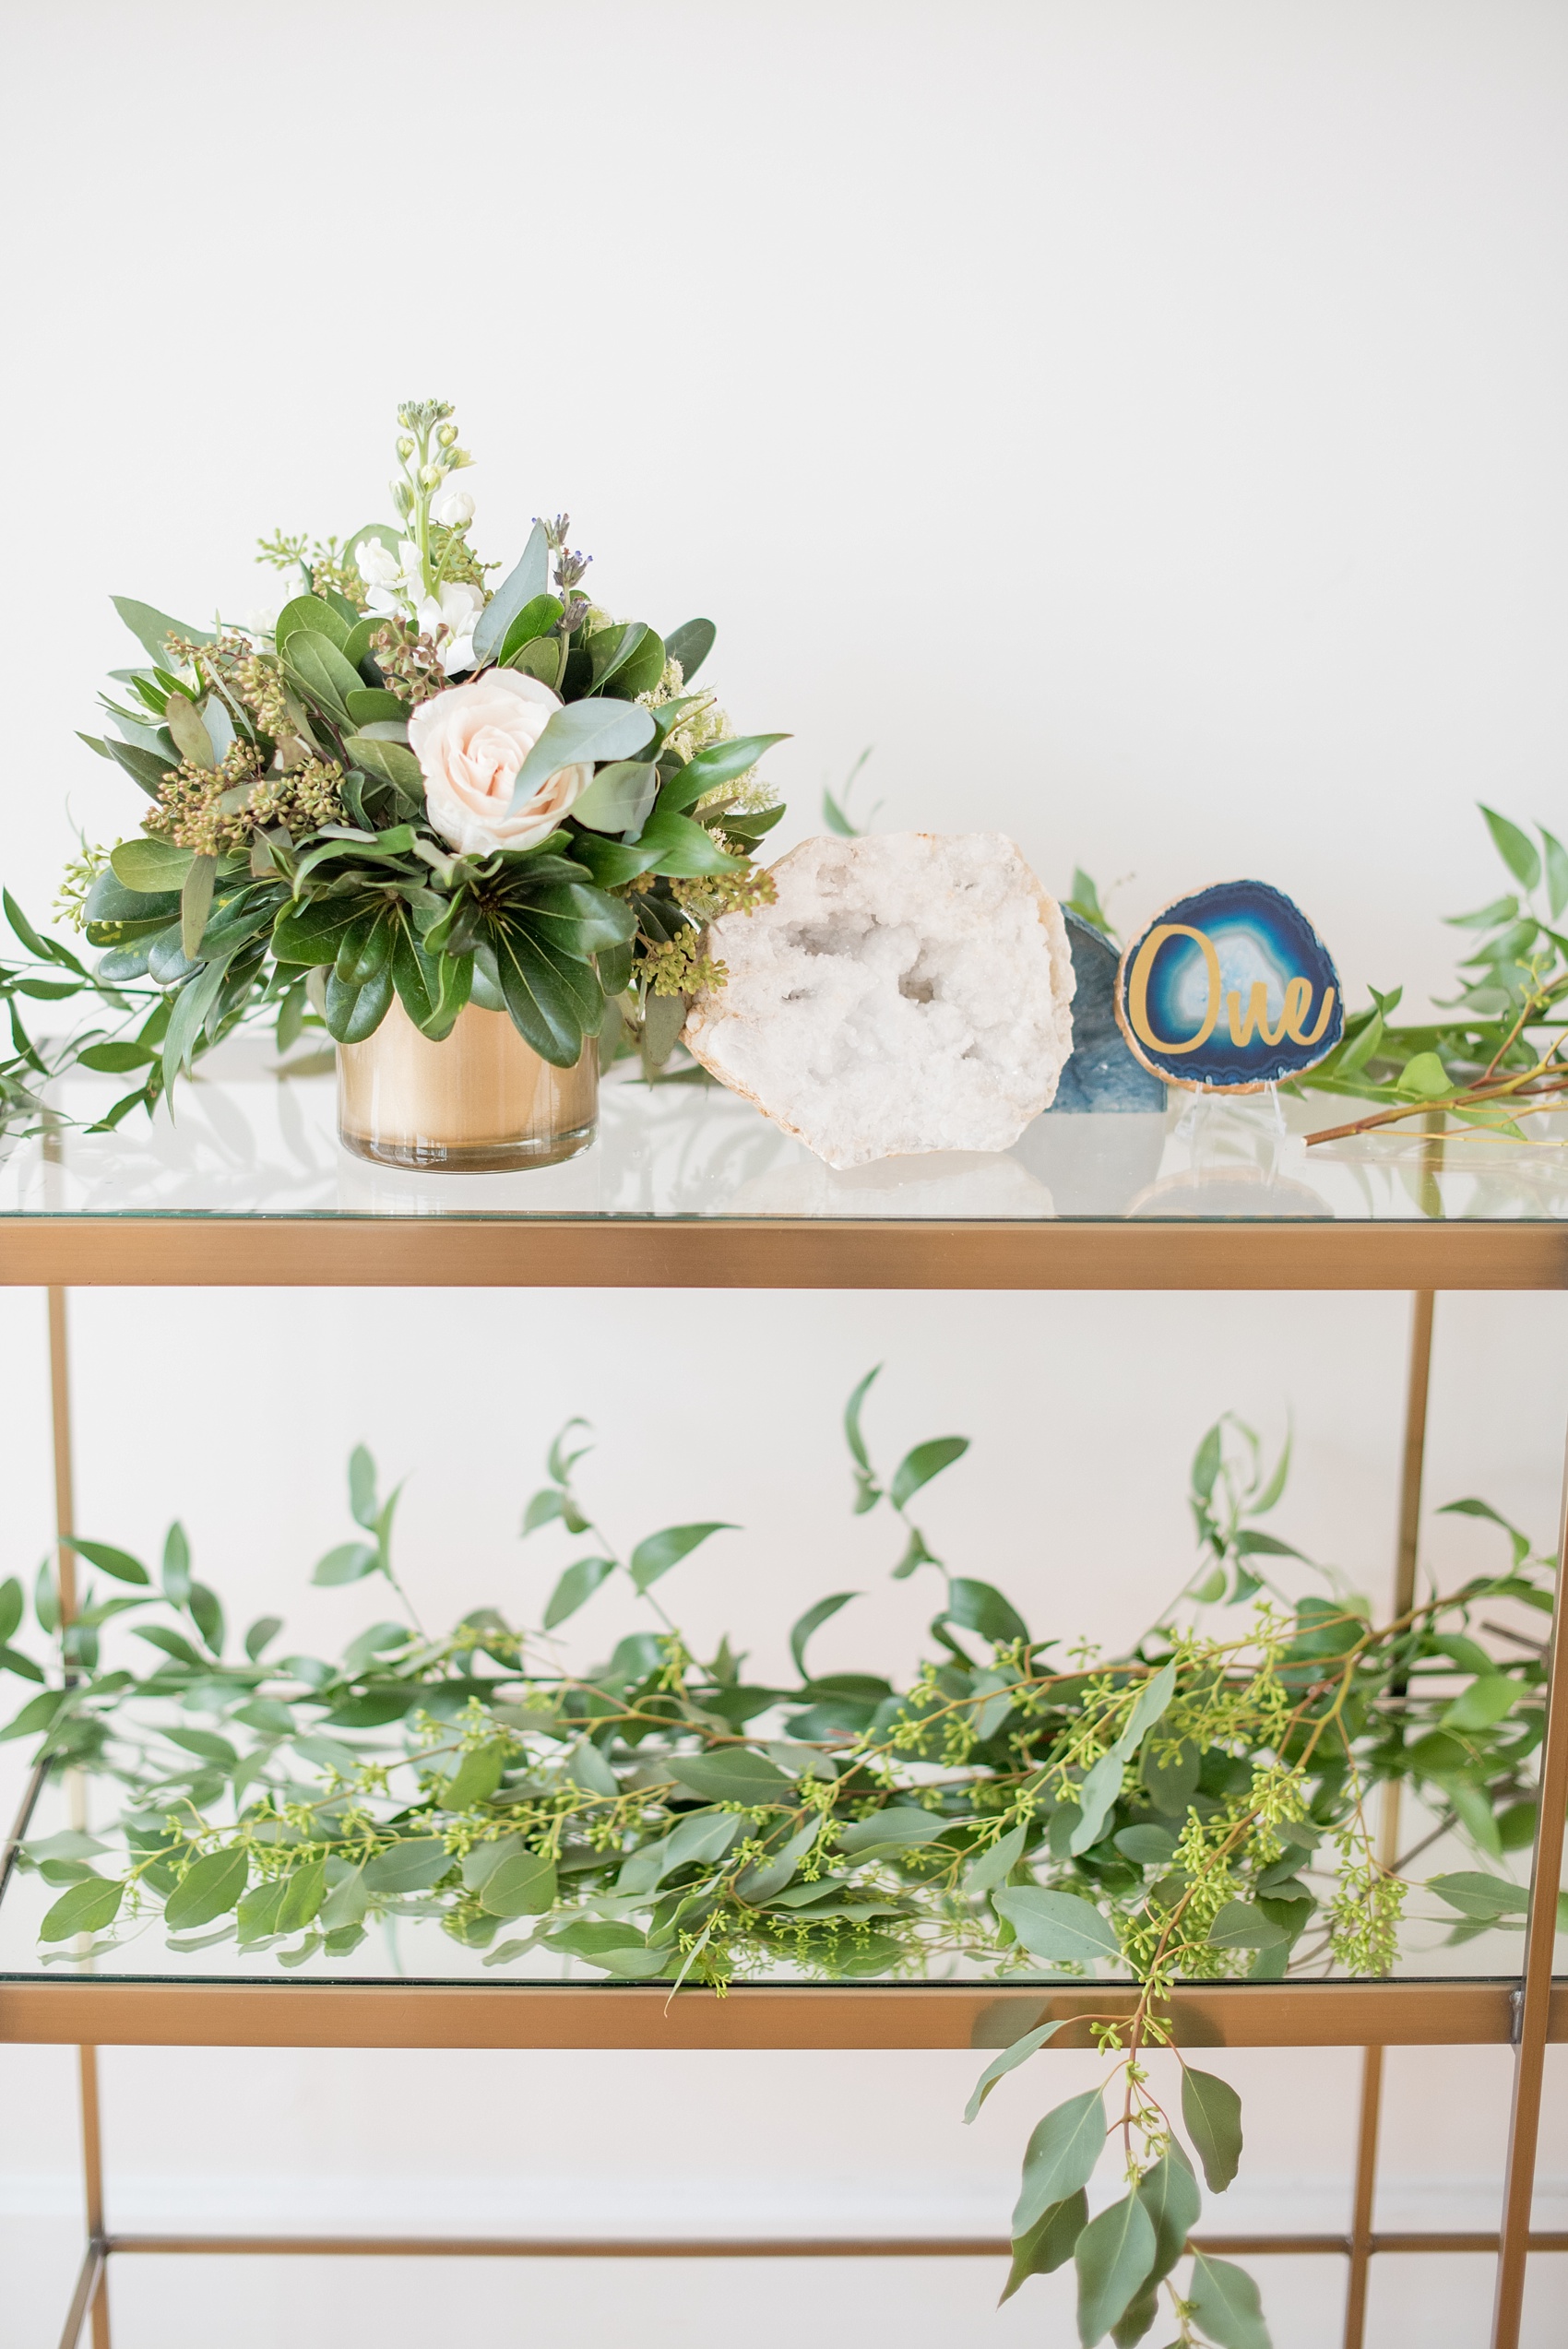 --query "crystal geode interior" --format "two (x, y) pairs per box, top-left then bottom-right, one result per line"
(683, 832), (1076, 1168)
